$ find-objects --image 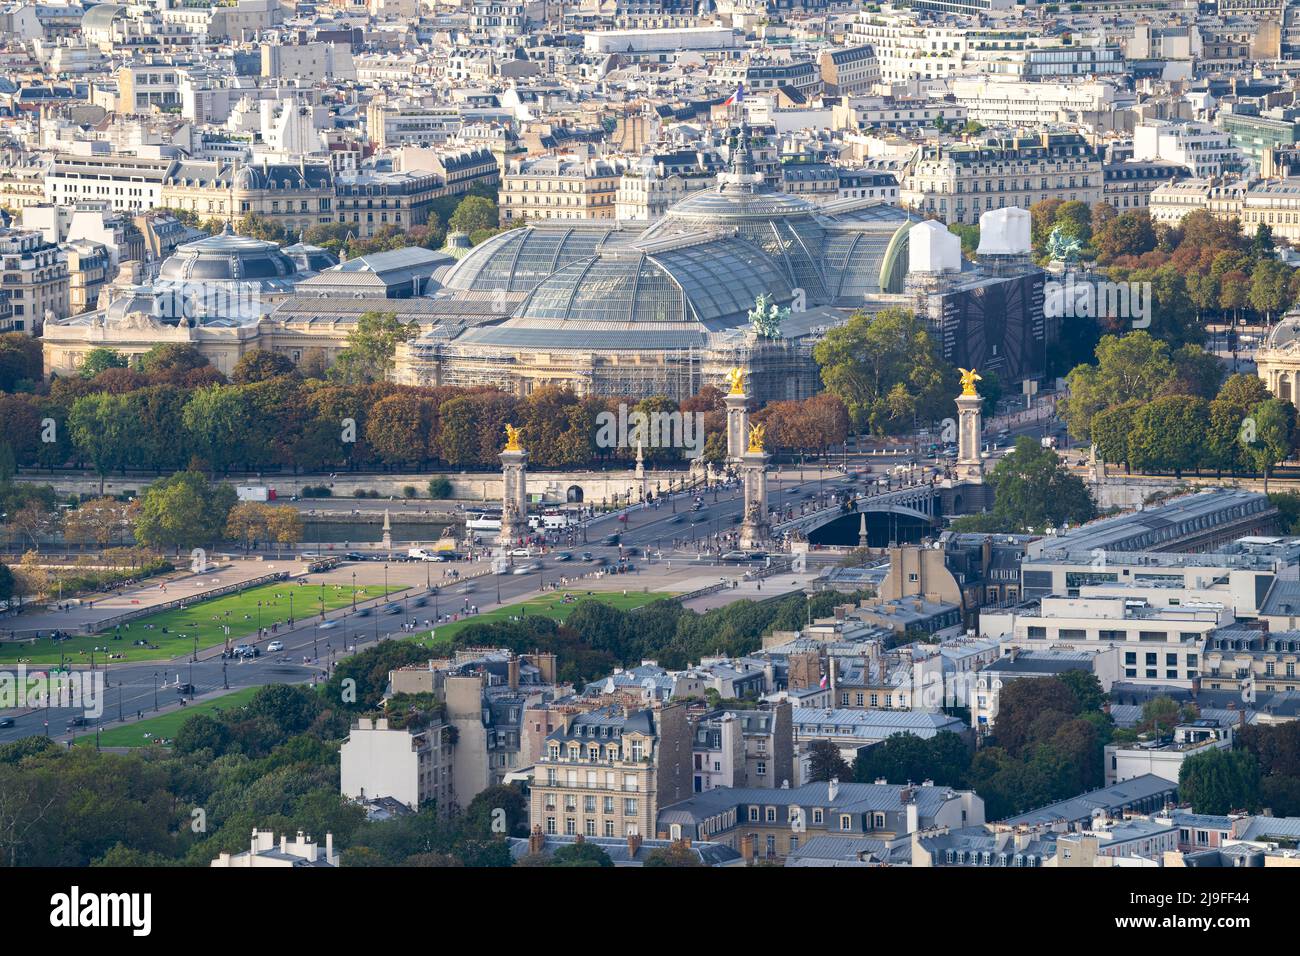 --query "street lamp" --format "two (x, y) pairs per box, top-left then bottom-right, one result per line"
(153, 671), (158, 712)
(351, 571), (357, 611)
